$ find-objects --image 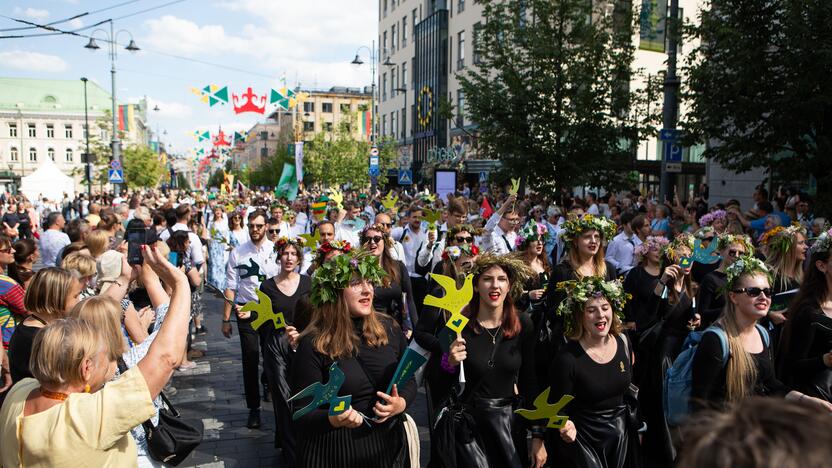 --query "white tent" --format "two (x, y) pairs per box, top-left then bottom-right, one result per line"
(20, 158), (75, 202)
